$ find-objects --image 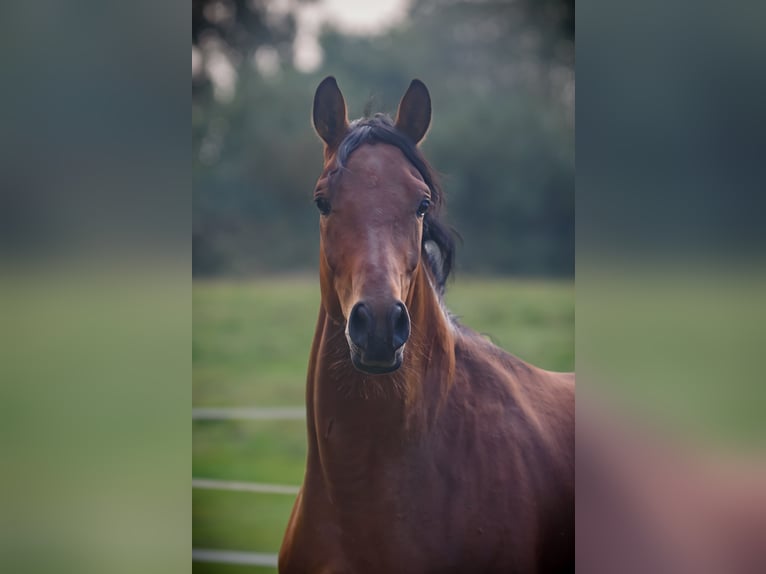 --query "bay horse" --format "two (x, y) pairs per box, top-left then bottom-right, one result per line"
(279, 77), (574, 573)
